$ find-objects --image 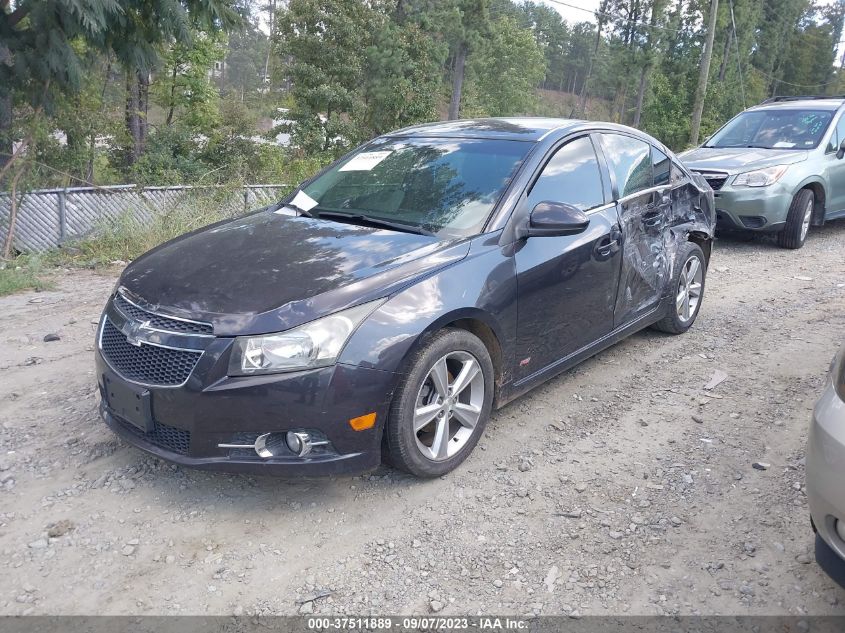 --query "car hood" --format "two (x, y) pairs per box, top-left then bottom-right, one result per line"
(679, 146), (809, 174)
(119, 210), (469, 336)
